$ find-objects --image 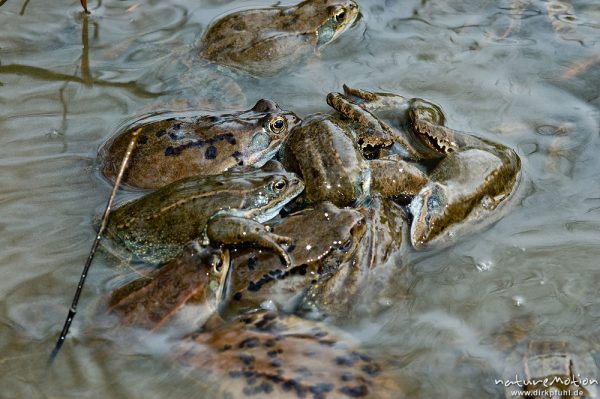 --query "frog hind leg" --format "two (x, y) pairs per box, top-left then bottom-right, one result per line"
(409, 148), (520, 249)
(207, 216), (292, 266)
(369, 155), (429, 198)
